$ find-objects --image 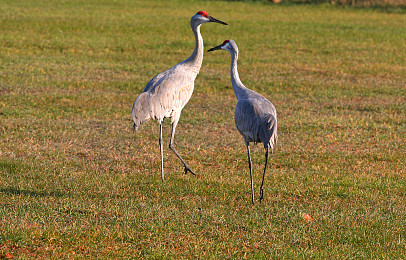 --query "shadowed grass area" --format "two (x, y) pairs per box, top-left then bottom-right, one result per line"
(1, 0), (405, 258)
